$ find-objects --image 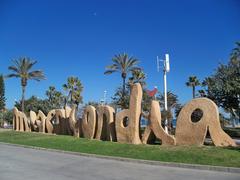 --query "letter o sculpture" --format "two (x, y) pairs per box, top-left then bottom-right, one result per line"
(82, 105), (96, 139)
